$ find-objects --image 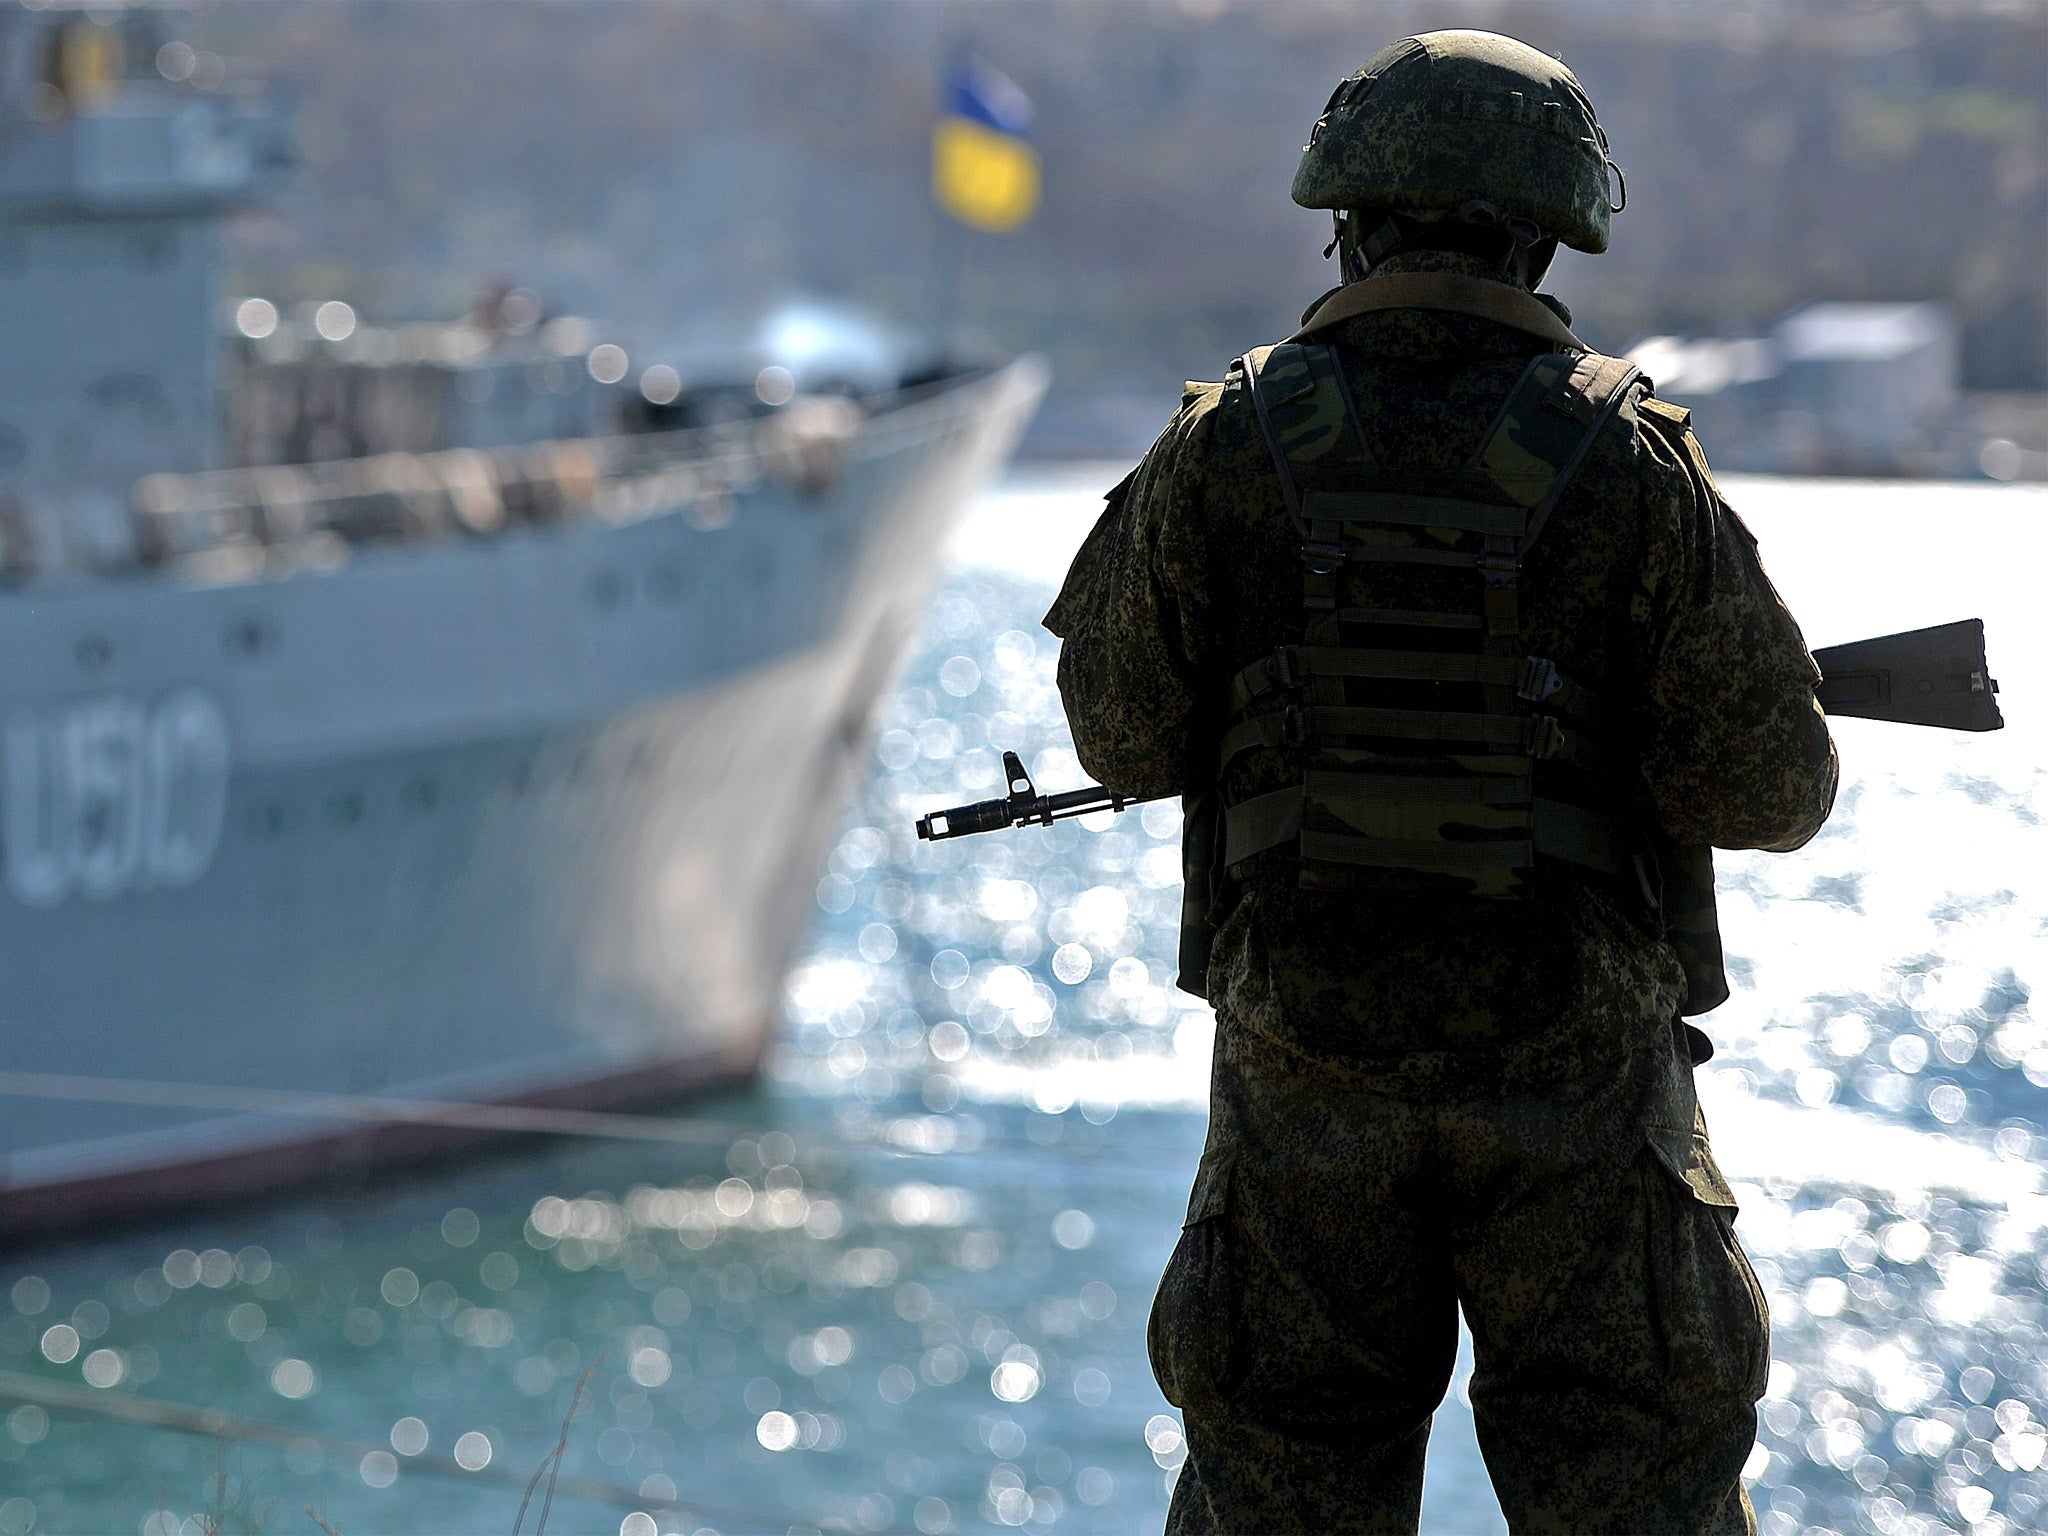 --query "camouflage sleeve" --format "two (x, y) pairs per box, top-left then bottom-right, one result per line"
(1043, 384), (1224, 799)
(1633, 400), (1839, 852)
